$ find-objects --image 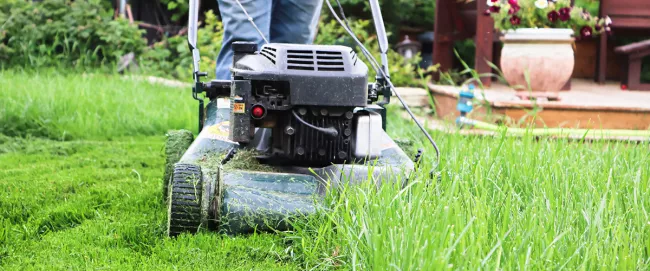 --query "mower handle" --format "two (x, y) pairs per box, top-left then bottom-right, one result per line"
(188, 0), (205, 84)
